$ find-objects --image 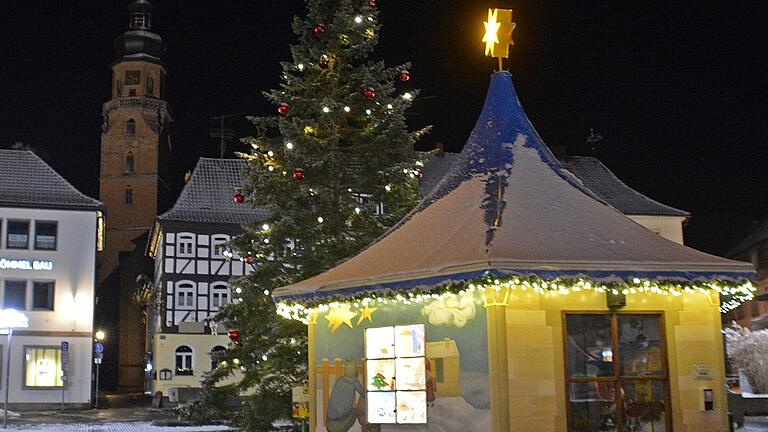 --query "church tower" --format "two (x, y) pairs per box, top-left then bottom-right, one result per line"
(99, 0), (171, 280)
